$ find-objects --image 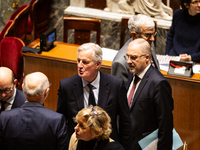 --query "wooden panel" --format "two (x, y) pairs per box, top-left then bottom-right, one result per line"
(85, 0), (107, 10)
